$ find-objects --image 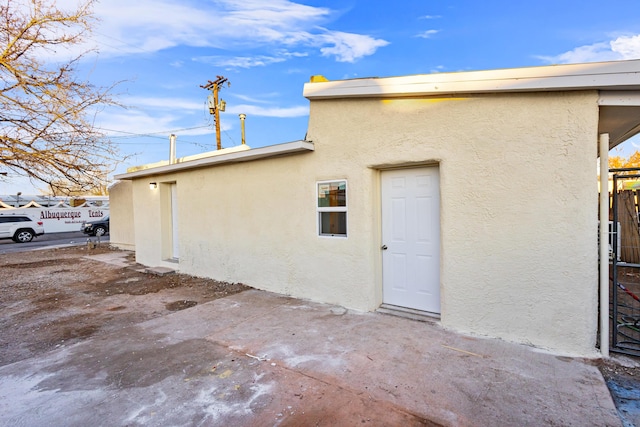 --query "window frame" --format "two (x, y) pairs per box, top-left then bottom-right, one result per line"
(316, 179), (348, 238)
